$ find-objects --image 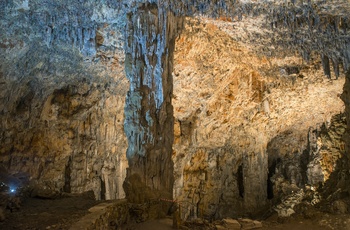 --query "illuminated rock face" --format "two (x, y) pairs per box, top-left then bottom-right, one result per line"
(172, 18), (345, 218)
(0, 59), (129, 200)
(0, 0), (129, 200)
(123, 3), (180, 205)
